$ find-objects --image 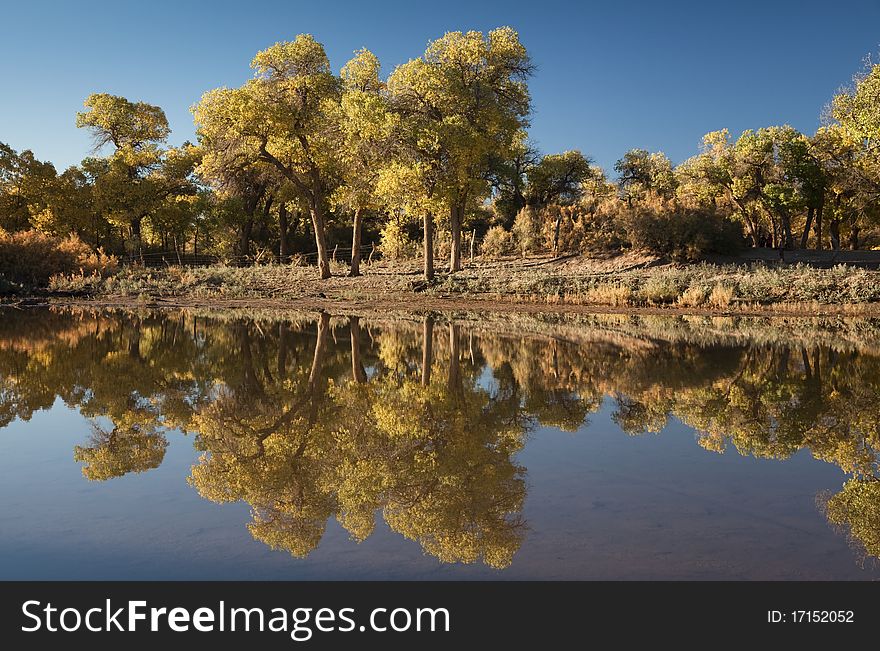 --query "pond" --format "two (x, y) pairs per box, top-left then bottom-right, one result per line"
(0, 307), (878, 580)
